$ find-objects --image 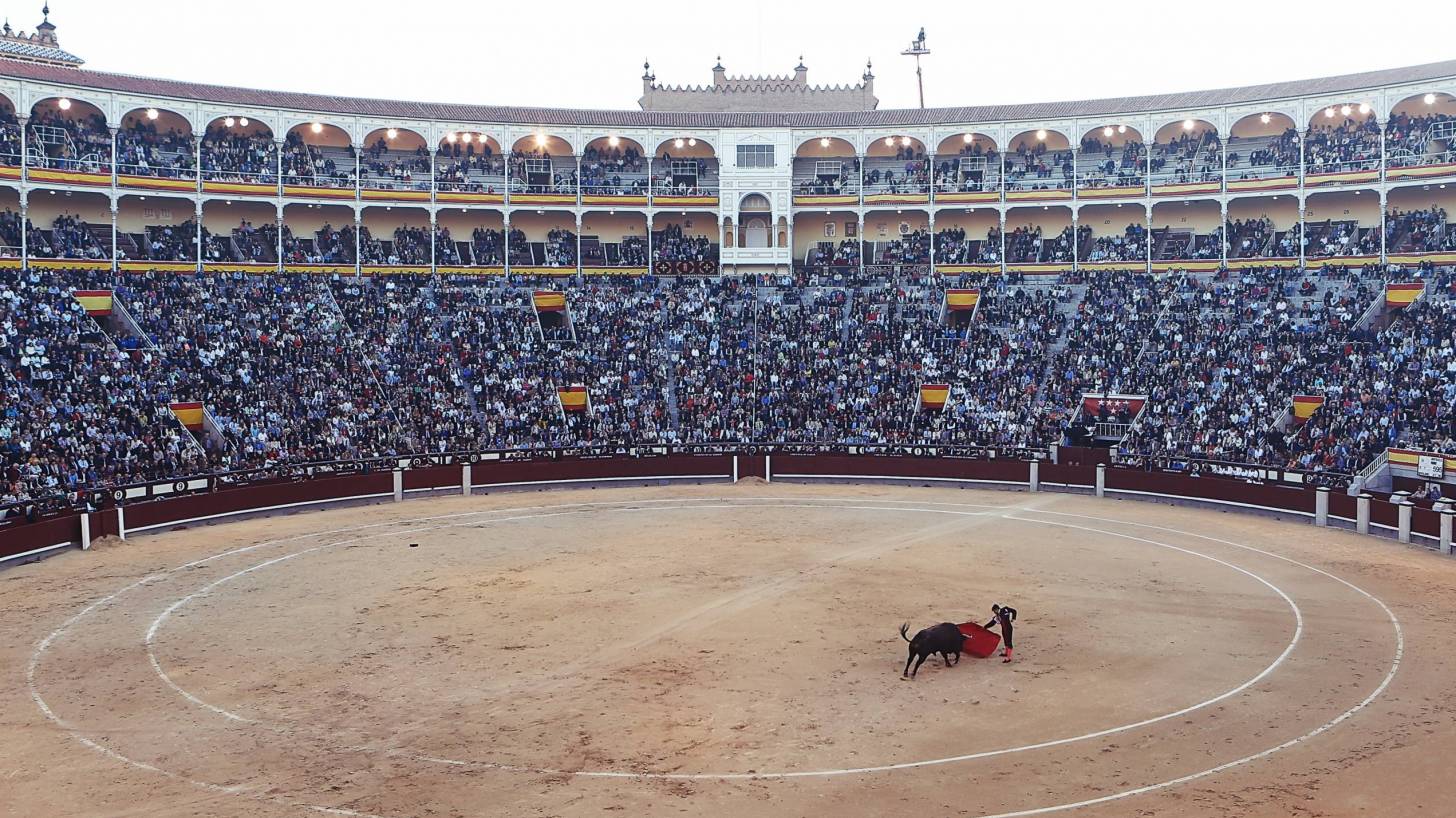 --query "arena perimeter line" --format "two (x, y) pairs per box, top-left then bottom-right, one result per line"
(146, 500), (1300, 771)
(26, 496), (1400, 818)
